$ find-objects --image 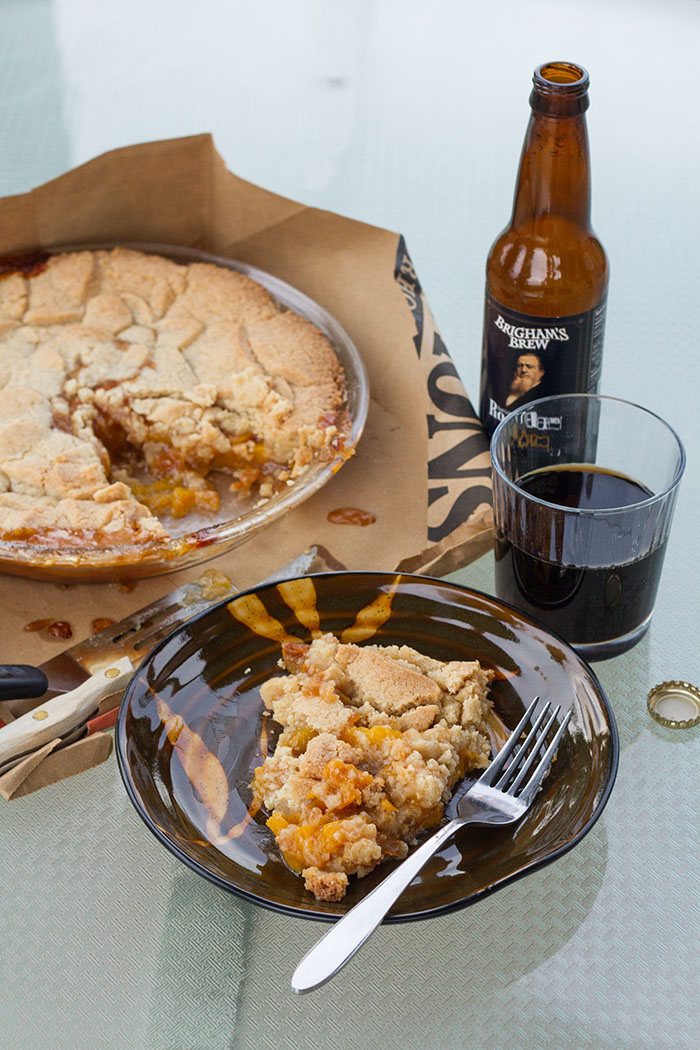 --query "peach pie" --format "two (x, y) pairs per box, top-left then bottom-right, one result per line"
(0, 247), (347, 547)
(252, 633), (493, 901)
